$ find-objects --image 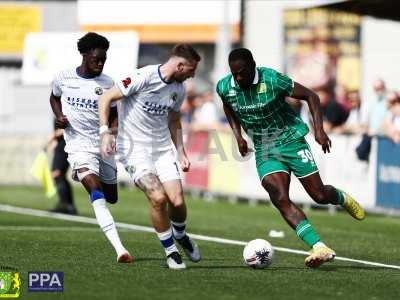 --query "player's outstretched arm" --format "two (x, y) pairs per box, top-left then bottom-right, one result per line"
(222, 103), (248, 157)
(291, 82), (331, 153)
(98, 85), (124, 158)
